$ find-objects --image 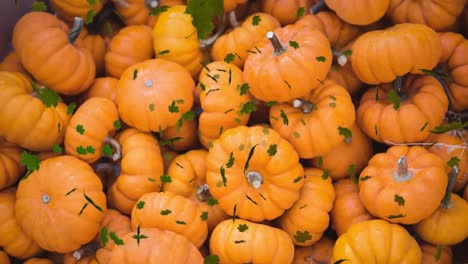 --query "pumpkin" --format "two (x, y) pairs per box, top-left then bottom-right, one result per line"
(152, 5), (205, 77)
(309, 123), (373, 180)
(292, 236), (334, 264)
(206, 125), (305, 222)
(0, 72), (70, 151)
(165, 149), (229, 231)
(84, 77), (119, 103)
(244, 25), (332, 102)
(387, 0), (466, 31)
(23, 259), (54, 264)
(330, 179), (374, 236)
(64, 97), (120, 164)
(0, 52), (27, 74)
(323, 0), (390, 25)
(79, 28), (107, 75)
(0, 250), (9, 264)
(107, 228), (204, 263)
(12, 12), (95, 95)
(465, 184), (468, 201)
(420, 243), (453, 264)
(279, 168), (334, 246)
(116, 59), (194, 133)
(111, 0), (183, 27)
(210, 219), (295, 264)
(161, 146), (179, 172)
(160, 118), (199, 152)
(50, 0), (105, 22)
(63, 250), (98, 264)
(413, 166), (468, 246)
(357, 75), (448, 144)
(262, 0), (315, 25)
(0, 188), (42, 259)
(130, 191), (208, 248)
(439, 32), (468, 112)
(351, 23), (441, 85)
(331, 219), (422, 263)
(269, 79), (355, 159)
(16, 155), (107, 253)
(0, 138), (25, 191)
(225, 0), (248, 13)
(211, 13), (281, 68)
(359, 145), (448, 224)
(104, 25), (154, 78)
(107, 128), (164, 214)
(196, 61), (251, 148)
